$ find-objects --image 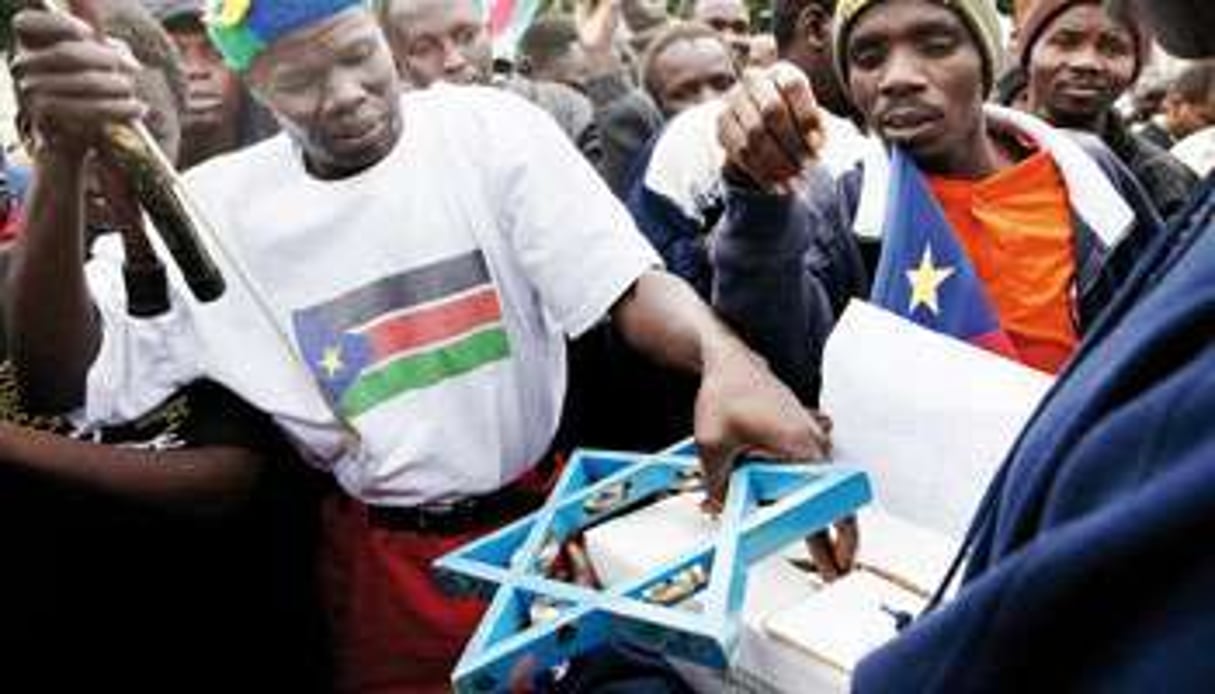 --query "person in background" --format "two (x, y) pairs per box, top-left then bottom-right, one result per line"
(1019, 0), (1198, 218)
(1127, 76), (1170, 137)
(994, 63), (1029, 109)
(377, 0), (493, 86)
(1137, 61), (1215, 146)
(515, 5), (665, 196)
(378, 0), (607, 173)
(142, 0), (277, 168)
(641, 21), (739, 119)
(1162, 61), (1215, 175)
(689, 0), (752, 65)
(627, 0), (866, 299)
